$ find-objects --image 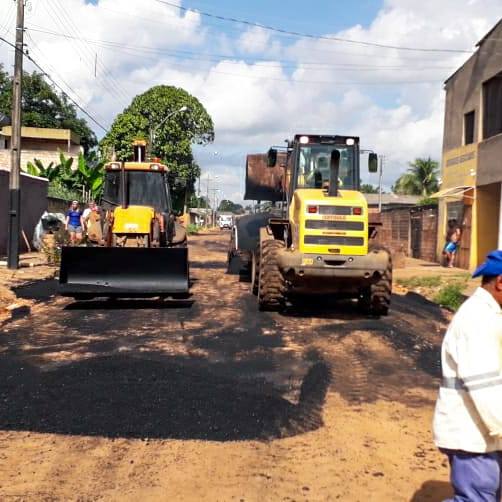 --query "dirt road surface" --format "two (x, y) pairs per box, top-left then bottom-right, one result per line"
(0, 232), (452, 501)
